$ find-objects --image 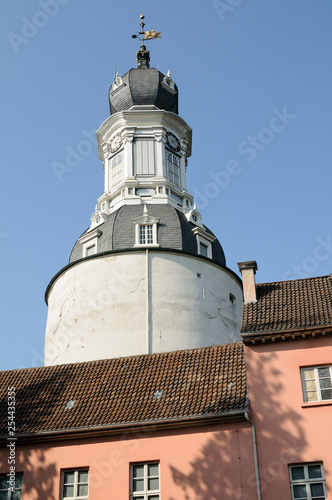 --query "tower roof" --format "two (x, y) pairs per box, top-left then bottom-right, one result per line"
(69, 204), (226, 267)
(109, 68), (178, 115)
